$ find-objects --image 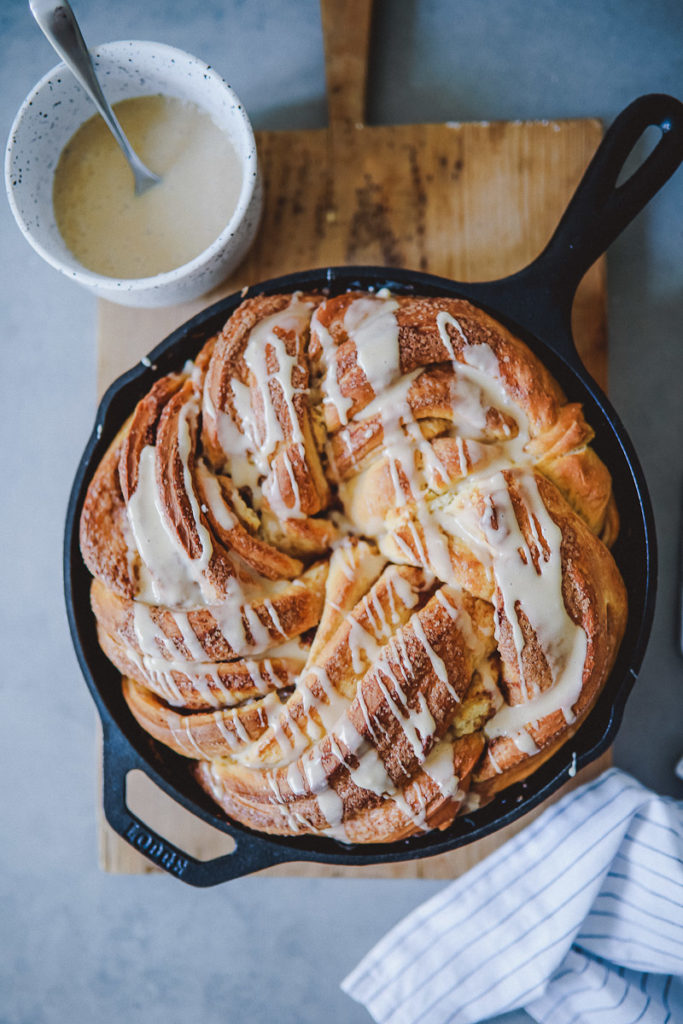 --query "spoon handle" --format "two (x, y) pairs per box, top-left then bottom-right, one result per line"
(29, 0), (160, 193)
